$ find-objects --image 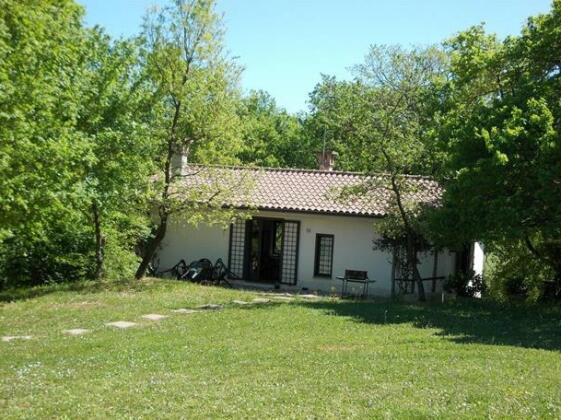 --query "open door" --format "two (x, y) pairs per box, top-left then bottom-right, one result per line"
(228, 218), (299, 285)
(247, 219), (283, 283)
